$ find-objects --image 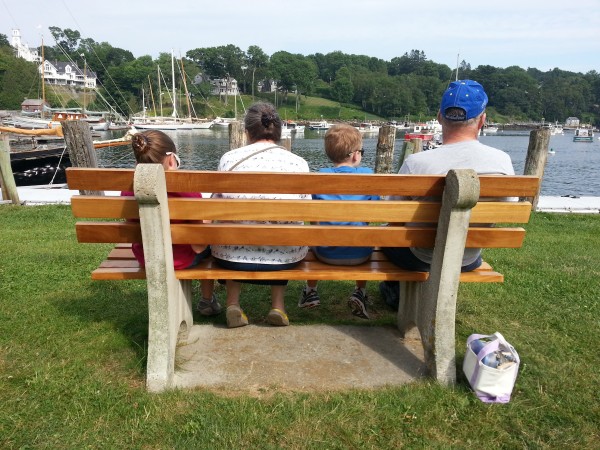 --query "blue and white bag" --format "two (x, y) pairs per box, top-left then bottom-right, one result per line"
(463, 332), (520, 403)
